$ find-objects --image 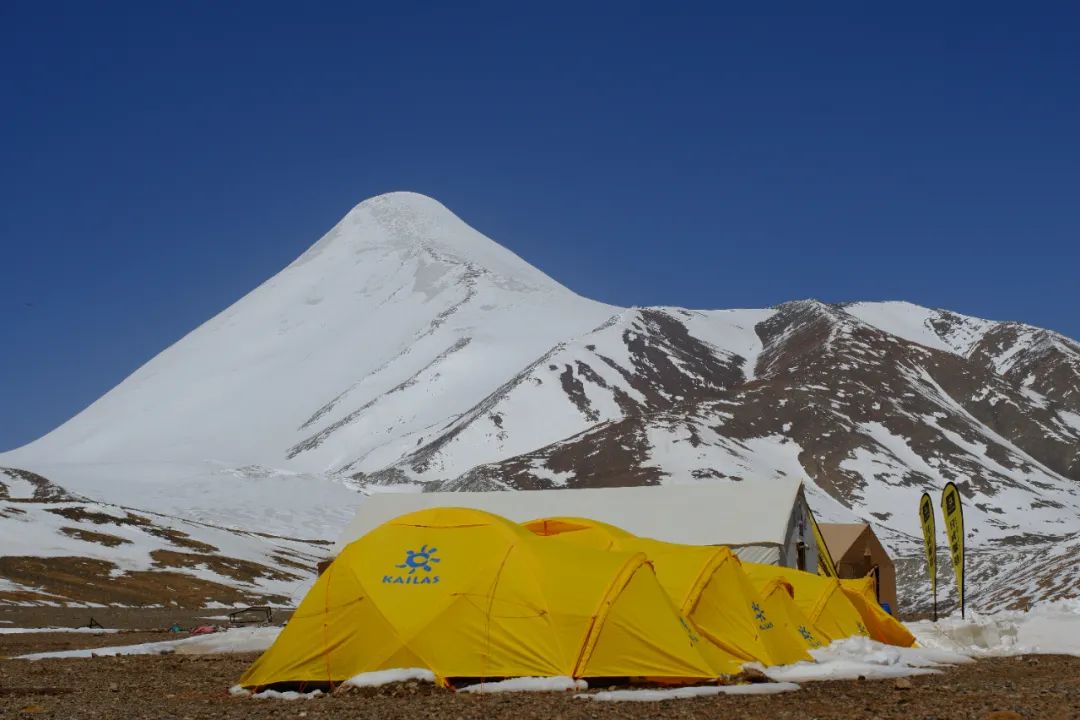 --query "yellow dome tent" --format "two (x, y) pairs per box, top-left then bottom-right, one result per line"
(840, 578), (916, 647)
(743, 564), (870, 643)
(755, 576), (828, 652)
(239, 507), (721, 689)
(522, 517), (812, 666)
